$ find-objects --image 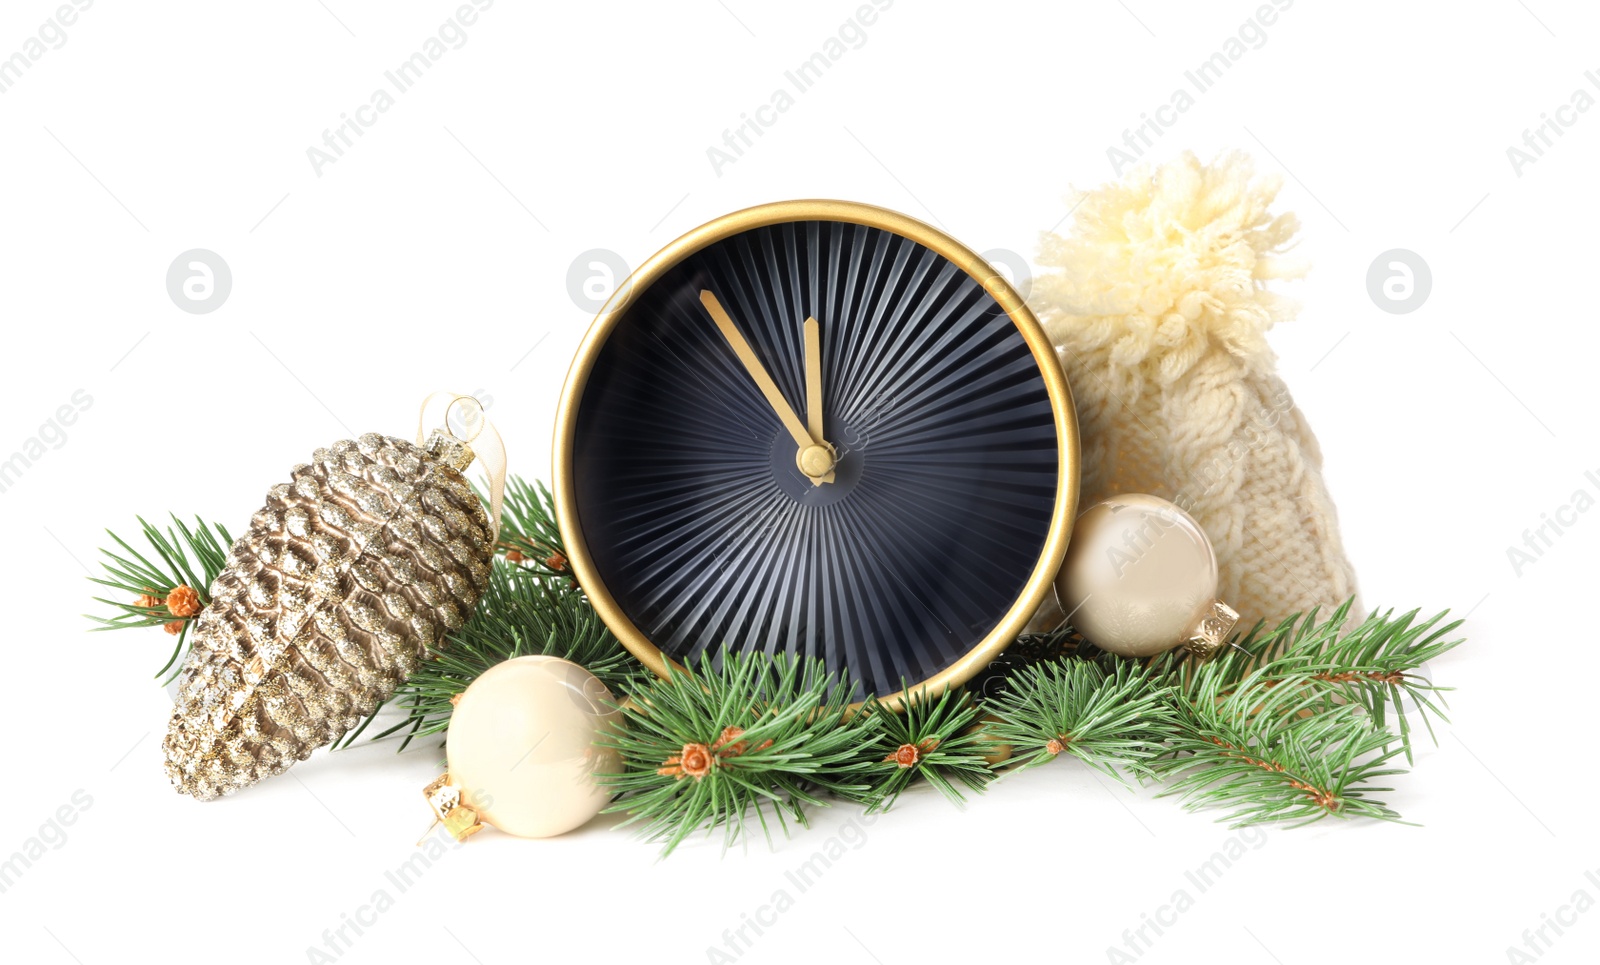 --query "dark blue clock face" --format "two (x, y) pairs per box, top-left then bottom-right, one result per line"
(570, 217), (1061, 699)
